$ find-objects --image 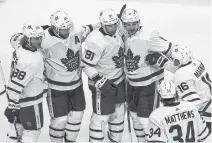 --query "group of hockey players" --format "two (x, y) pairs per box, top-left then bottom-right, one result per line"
(2, 5), (211, 143)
